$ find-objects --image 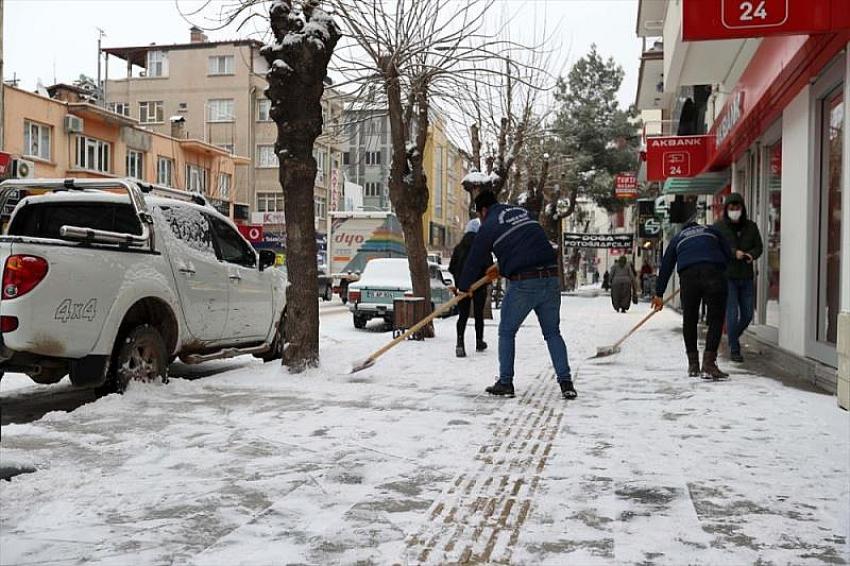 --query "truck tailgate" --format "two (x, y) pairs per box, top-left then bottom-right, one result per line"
(0, 239), (159, 359)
